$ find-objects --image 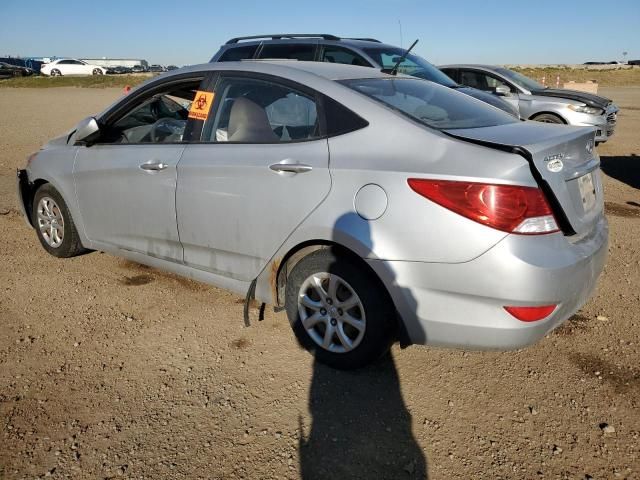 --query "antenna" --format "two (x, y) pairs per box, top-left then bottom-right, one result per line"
(384, 38), (419, 76)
